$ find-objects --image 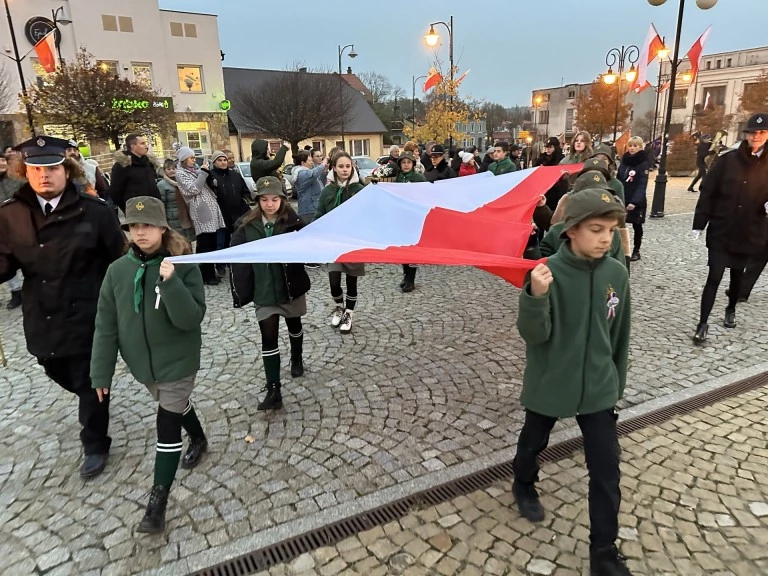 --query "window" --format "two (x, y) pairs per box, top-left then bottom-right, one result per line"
(102, 15), (133, 32)
(312, 141), (324, 153)
(177, 65), (204, 92)
(706, 86), (726, 107)
(716, 59), (721, 69)
(350, 139), (370, 156)
(726, 58), (732, 68)
(539, 110), (549, 124)
(102, 15), (118, 31)
(567, 90), (575, 98)
(671, 89), (688, 109)
(470, 122), (475, 132)
(170, 21), (197, 38)
(565, 109), (574, 132)
(97, 60), (119, 77)
(706, 60), (711, 70)
(132, 63), (153, 88)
